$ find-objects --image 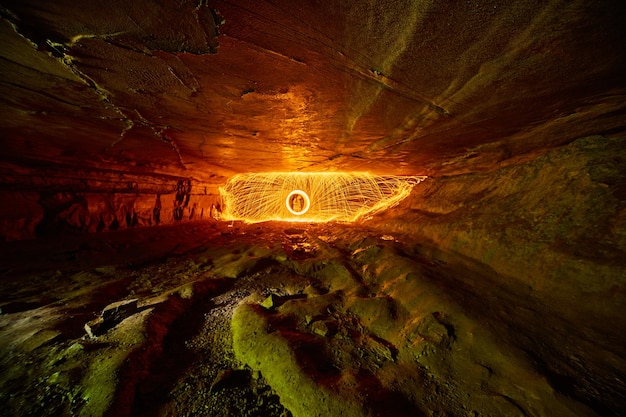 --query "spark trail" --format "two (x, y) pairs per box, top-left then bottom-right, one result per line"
(219, 172), (427, 223)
